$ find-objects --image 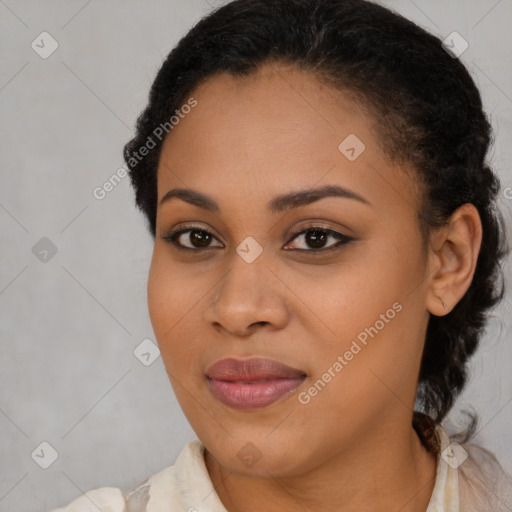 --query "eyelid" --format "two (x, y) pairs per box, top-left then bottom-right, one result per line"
(288, 221), (343, 237)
